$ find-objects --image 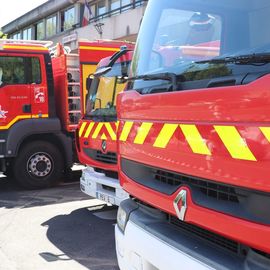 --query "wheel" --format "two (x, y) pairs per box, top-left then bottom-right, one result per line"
(13, 141), (64, 189)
